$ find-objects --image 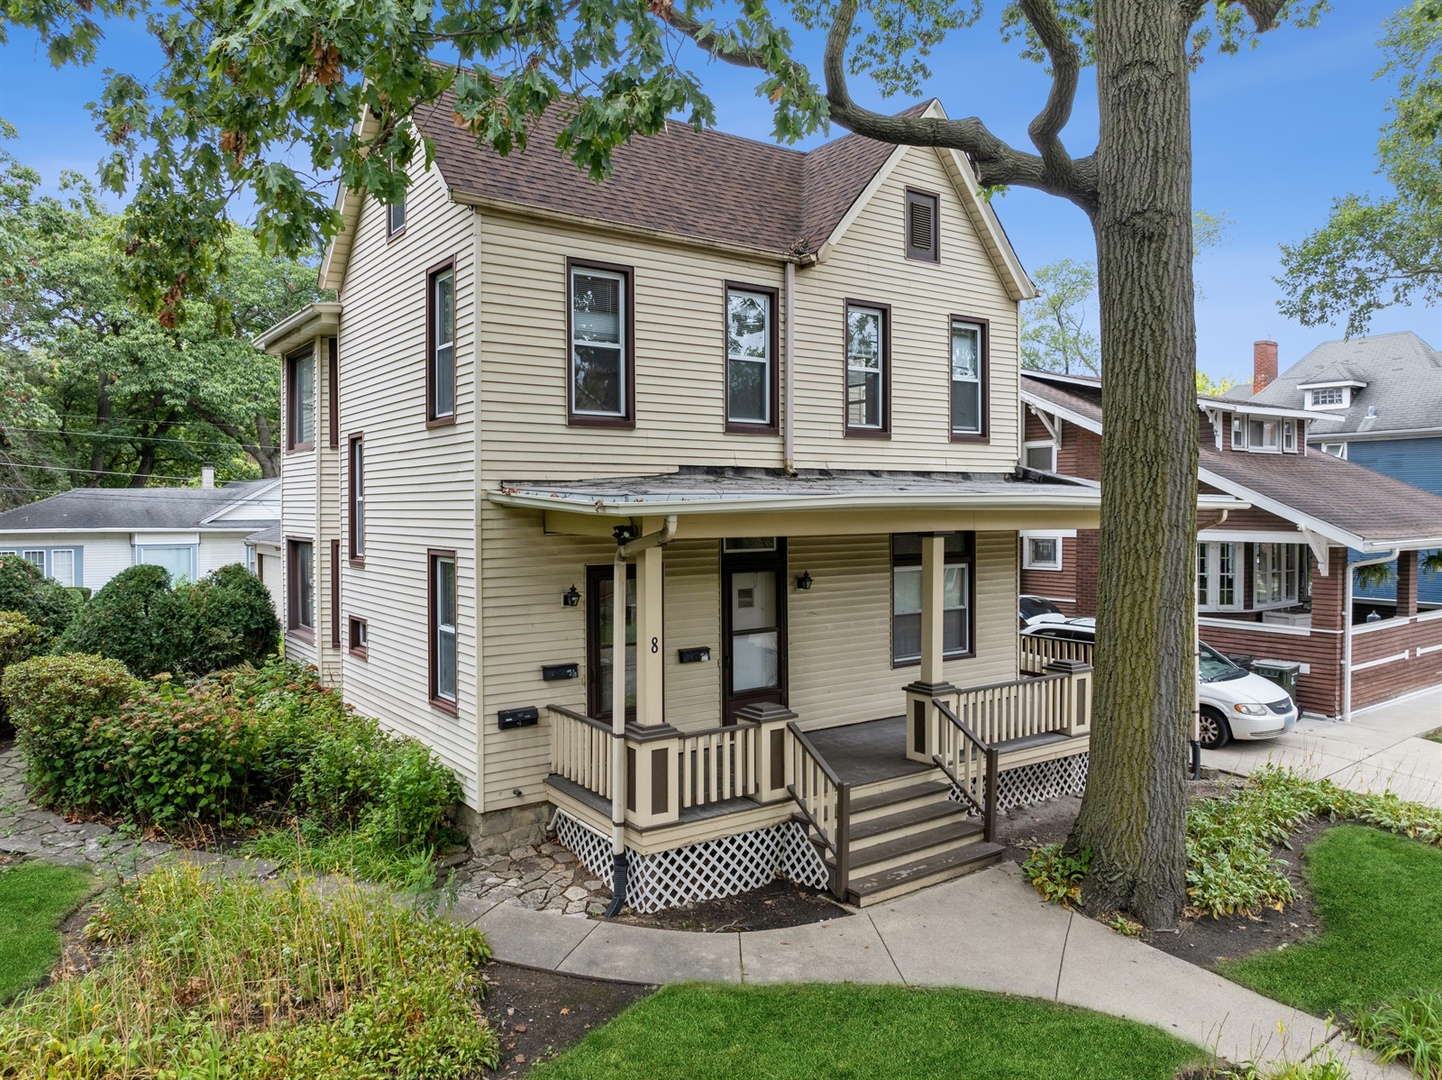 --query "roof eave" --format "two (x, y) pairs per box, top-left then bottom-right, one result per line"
(254, 303), (343, 354)
(489, 486), (1102, 517)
